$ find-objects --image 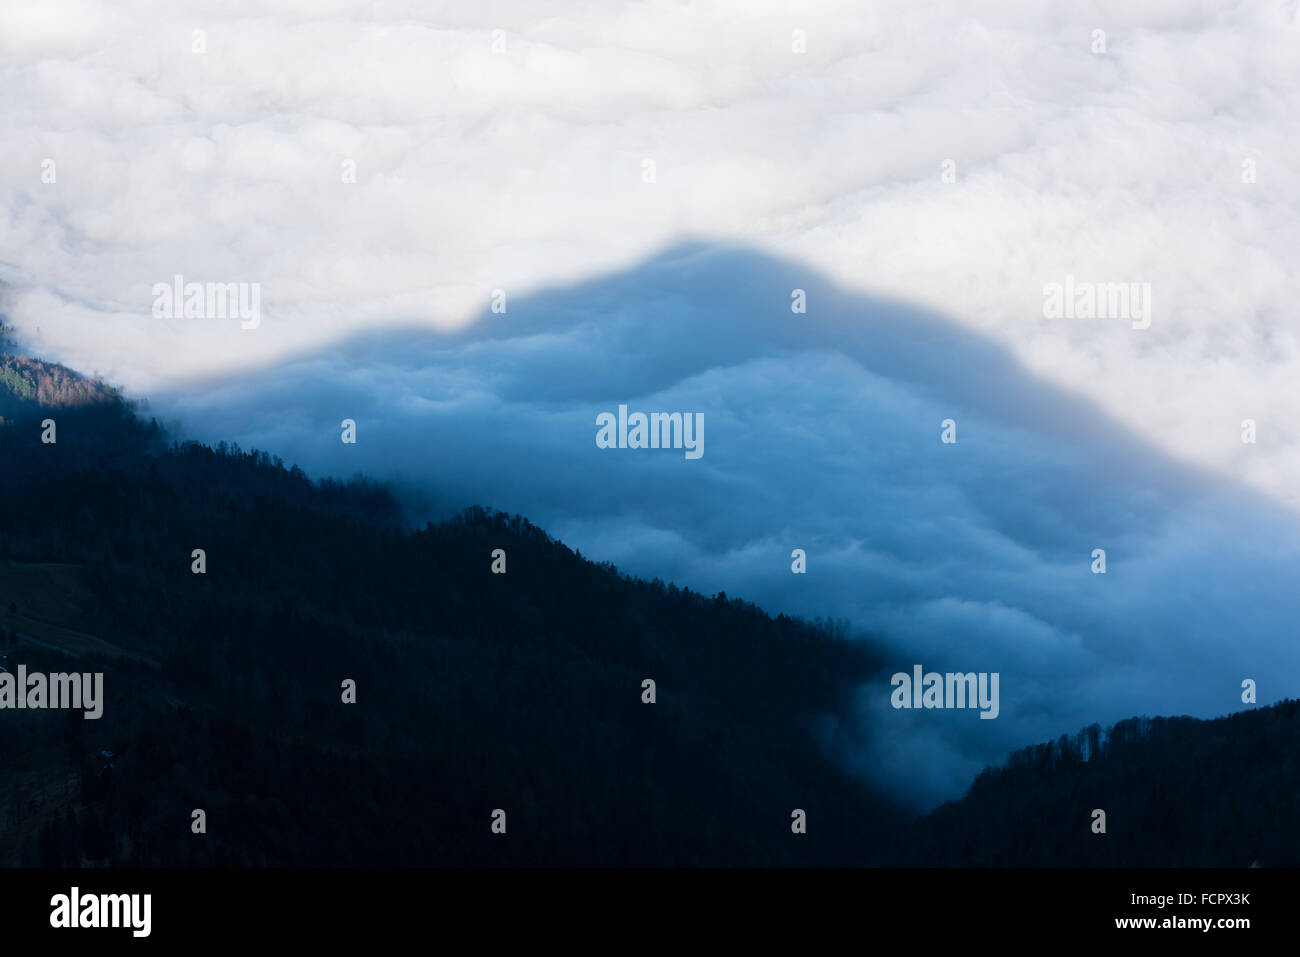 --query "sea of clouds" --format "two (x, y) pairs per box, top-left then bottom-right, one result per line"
(2, 0), (1299, 805)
